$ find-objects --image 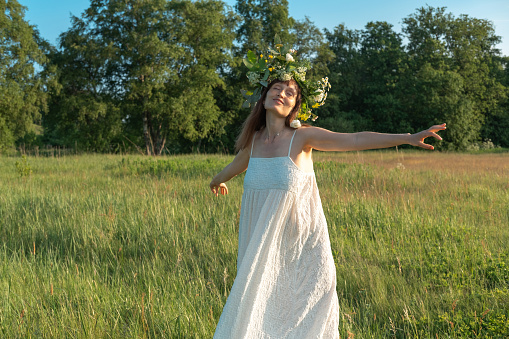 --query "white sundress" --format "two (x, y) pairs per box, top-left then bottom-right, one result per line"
(213, 130), (339, 338)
